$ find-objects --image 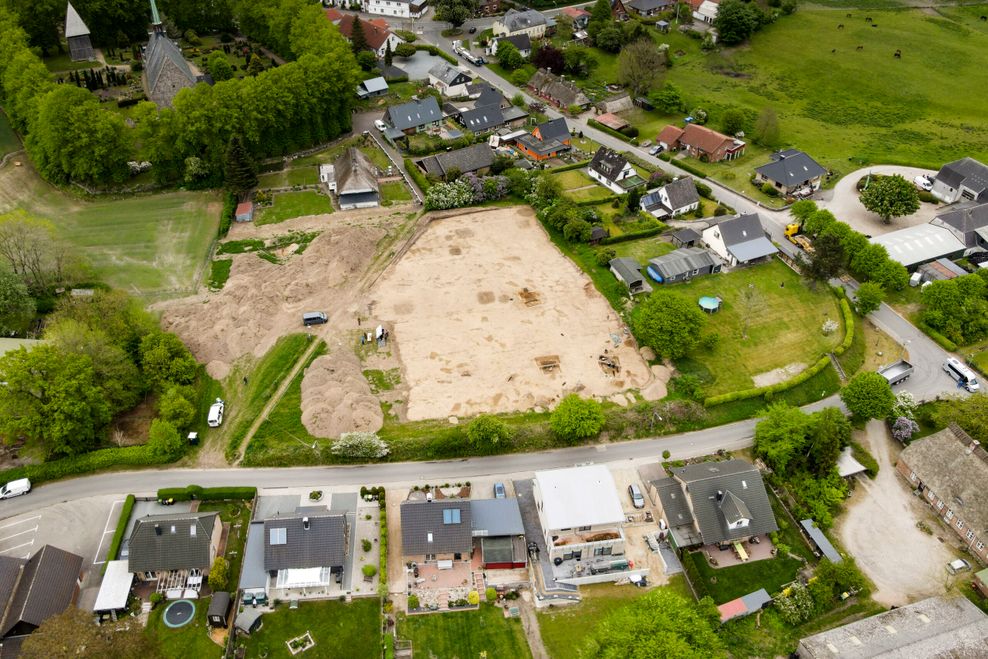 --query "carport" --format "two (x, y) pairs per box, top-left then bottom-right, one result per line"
(93, 560), (134, 614)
